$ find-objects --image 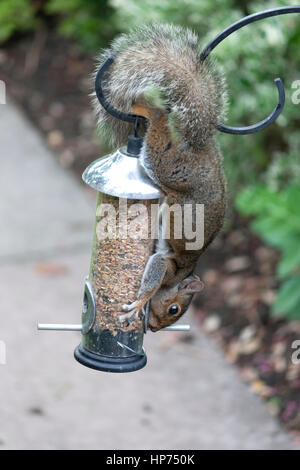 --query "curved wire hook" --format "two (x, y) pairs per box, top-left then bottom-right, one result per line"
(95, 55), (145, 125)
(200, 5), (300, 135)
(218, 78), (285, 135)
